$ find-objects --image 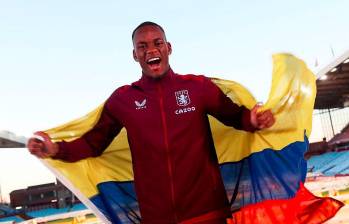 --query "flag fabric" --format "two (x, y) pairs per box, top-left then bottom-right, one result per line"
(42, 54), (343, 224)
